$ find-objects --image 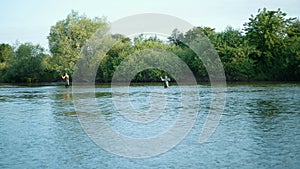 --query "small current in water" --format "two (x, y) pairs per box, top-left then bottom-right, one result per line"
(0, 83), (299, 168)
